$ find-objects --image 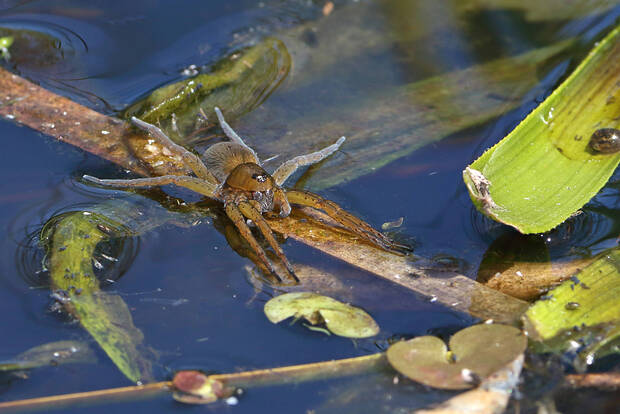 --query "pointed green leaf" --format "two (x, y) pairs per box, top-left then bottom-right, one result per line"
(464, 25), (620, 233)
